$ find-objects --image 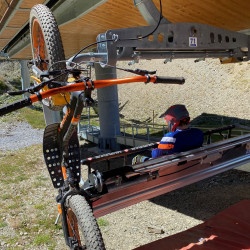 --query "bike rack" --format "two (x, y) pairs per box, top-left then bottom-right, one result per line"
(69, 22), (249, 66)
(79, 125), (250, 217)
(90, 133), (250, 218)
